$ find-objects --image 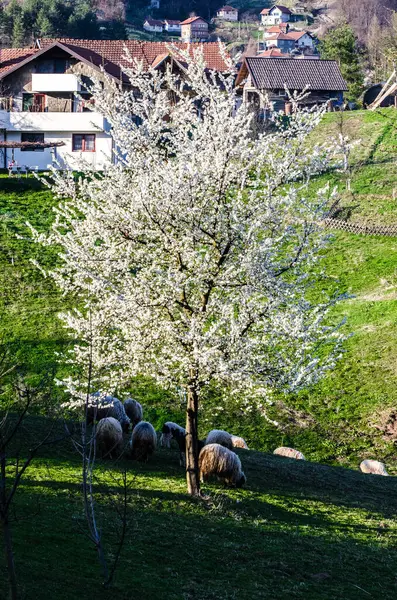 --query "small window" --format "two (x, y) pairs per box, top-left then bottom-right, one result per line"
(54, 58), (68, 73)
(21, 132), (45, 152)
(72, 133), (96, 152)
